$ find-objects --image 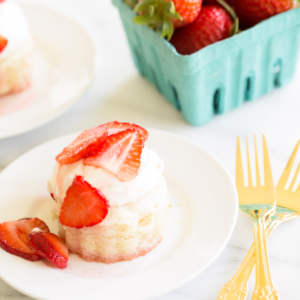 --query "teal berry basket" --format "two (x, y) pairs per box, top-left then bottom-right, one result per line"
(112, 0), (300, 126)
